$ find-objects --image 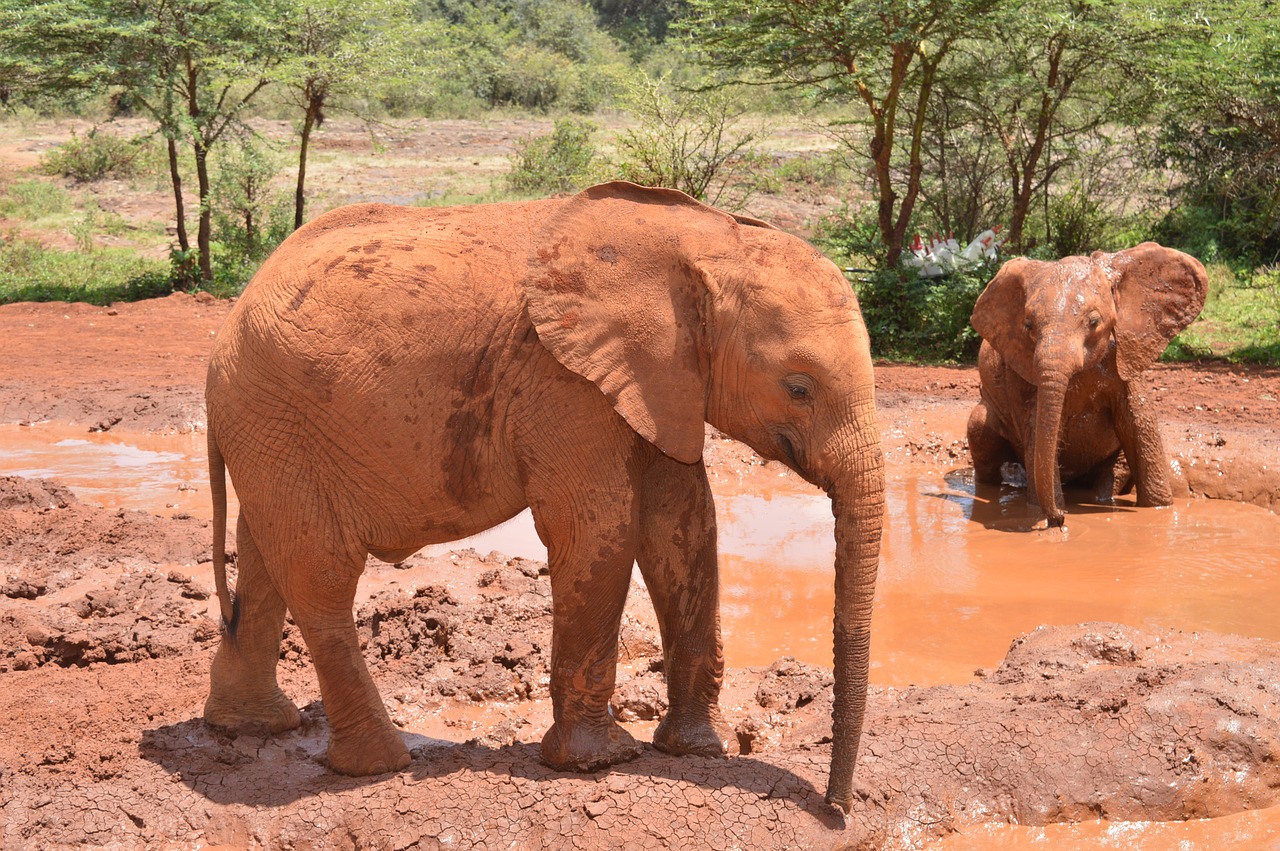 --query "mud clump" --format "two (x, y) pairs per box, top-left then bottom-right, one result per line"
(0, 478), (219, 672)
(0, 566), (218, 672)
(0, 475), (78, 511)
(356, 557), (557, 702)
